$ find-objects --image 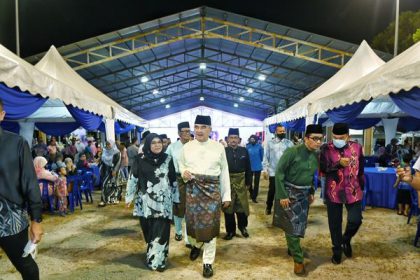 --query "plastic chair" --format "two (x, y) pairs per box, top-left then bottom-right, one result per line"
(67, 175), (83, 212)
(39, 179), (55, 213)
(80, 171), (94, 203)
(414, 220), (420, 247)
(361, 174), (369, 211)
